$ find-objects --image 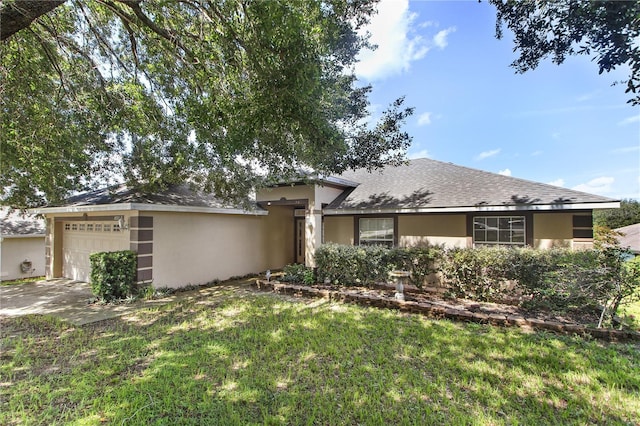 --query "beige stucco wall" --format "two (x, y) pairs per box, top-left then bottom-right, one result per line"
(0, 236), (46, 281)
(256, 185), (314, 203)
(315, 185), (346, 206)
(323, 214), (468, 249)
(150, 211), (272, 288)
(256, 183), (344, 206)
(398, 215), (468, 248)
(262, 206), (295, 269)
(324, 216), (354, 245)
(256, 183), (347, 267)
(533, 213), (573, 249)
